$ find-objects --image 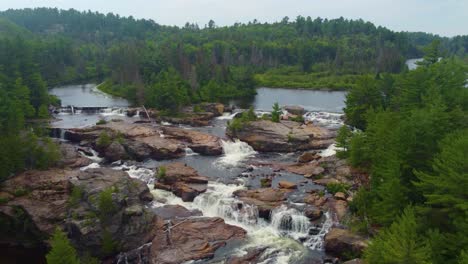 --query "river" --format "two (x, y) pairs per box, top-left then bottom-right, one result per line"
(49, 84), (347, 263)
